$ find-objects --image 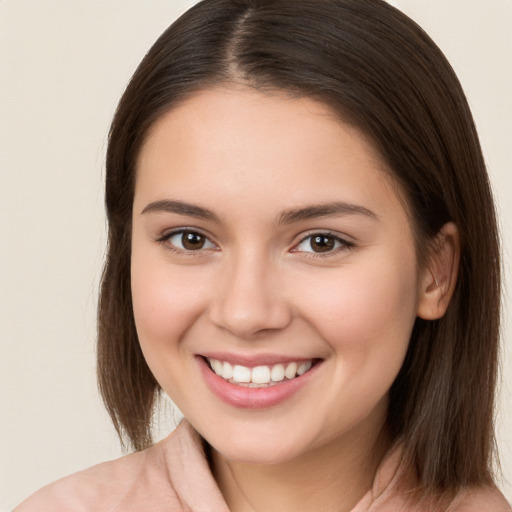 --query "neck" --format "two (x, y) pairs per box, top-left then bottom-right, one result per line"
(210, 413), (391, 512)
